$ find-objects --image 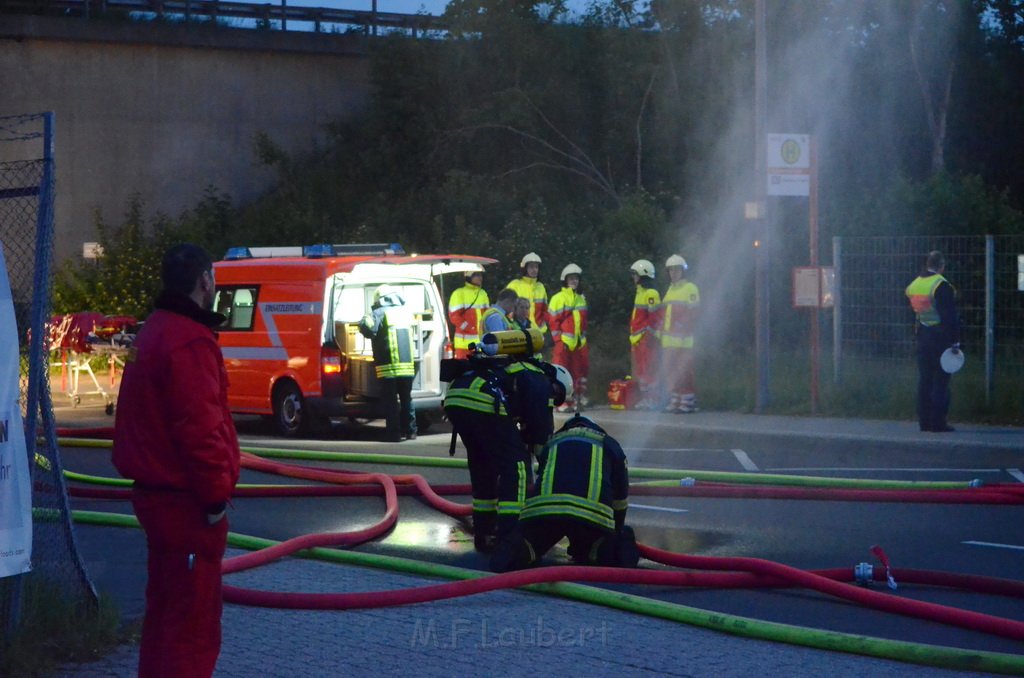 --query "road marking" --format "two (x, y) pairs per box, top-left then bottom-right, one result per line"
(766, 467), (1001, 473)
(732, 449), (759, 471)
(962, 541), (1024, 552)
(630, 503), (689, 514)
(1008, 468), (1024, 483)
